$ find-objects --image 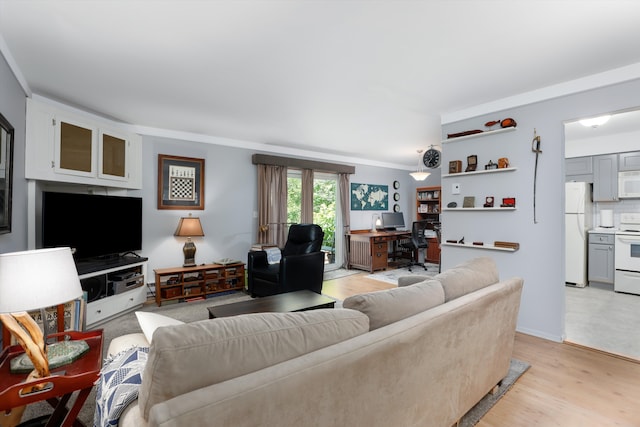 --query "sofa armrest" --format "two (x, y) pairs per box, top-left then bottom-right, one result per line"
(107, 333), (149, 357)
(247, 250), (269, 269)
(119, 402), (147, 427)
